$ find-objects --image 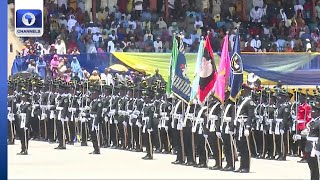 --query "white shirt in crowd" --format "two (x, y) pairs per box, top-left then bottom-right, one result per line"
(67, 16), (77, 32)
(100, 73), (114, 86)
(154, 40), (163, 53)
(108, 40), (115, 53)
(156, 19), (167, 29)
(250, 39), (262, 51)
(128, 20), (137, 29)
(134, 0), (143, 11)
(55, 42), (66, 55)
(168, 0), (175, 9)
(250, 7), (263, 22)
(294, 5), (304, 14)
(58, 0), (67, 7)
(109, 34), (116, 41)
(194, 20), (204, 29)
(253, 0), (264, 8)
(58, 18), (68, 28)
